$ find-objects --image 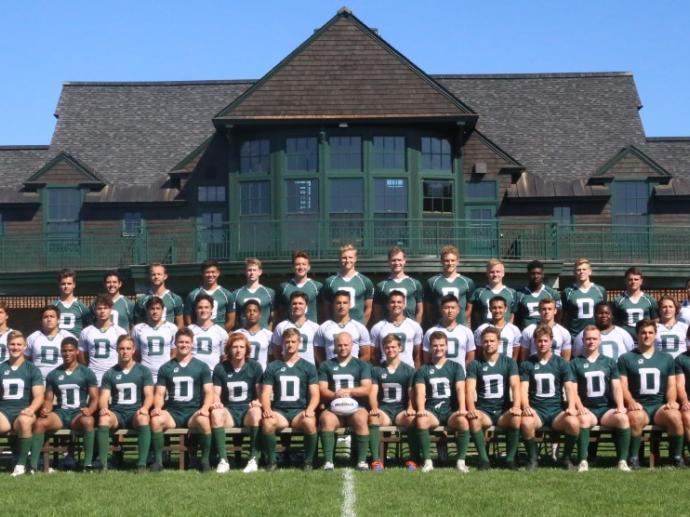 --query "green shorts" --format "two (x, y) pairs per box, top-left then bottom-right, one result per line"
(534, 406), (562, 428)
(477, 406), (504, 426)
(112, 408), (139, 429)
(166, 407), (197, 428)
(428, 406), (452, 426)
(226, 406), (248, 427)
(643, 403), (664, 422)
(54, 407), (80, 428)
(380, 406), (404, 424)
(587, 406), (612, 422)
(0, 408), (21, 427)
(273, 407), (303, 424)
